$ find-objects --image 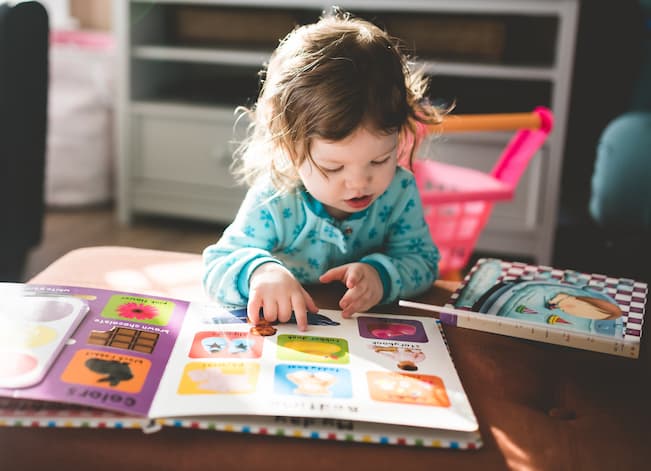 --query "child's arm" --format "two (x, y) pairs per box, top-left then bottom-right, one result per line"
(202, 186), (285, 307)
(202, 185), (317, 329)
(360, 175), (440, 302)
(320, 170), (439, 315)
